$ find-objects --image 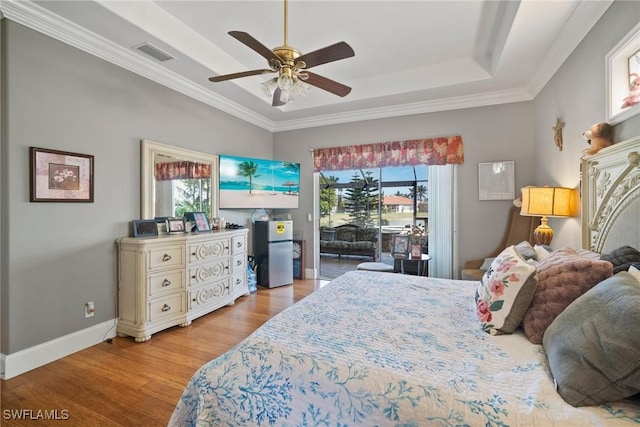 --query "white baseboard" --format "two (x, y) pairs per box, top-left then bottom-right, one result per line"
(305, 267), (317, 279)
(1, 319), (117, 380)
